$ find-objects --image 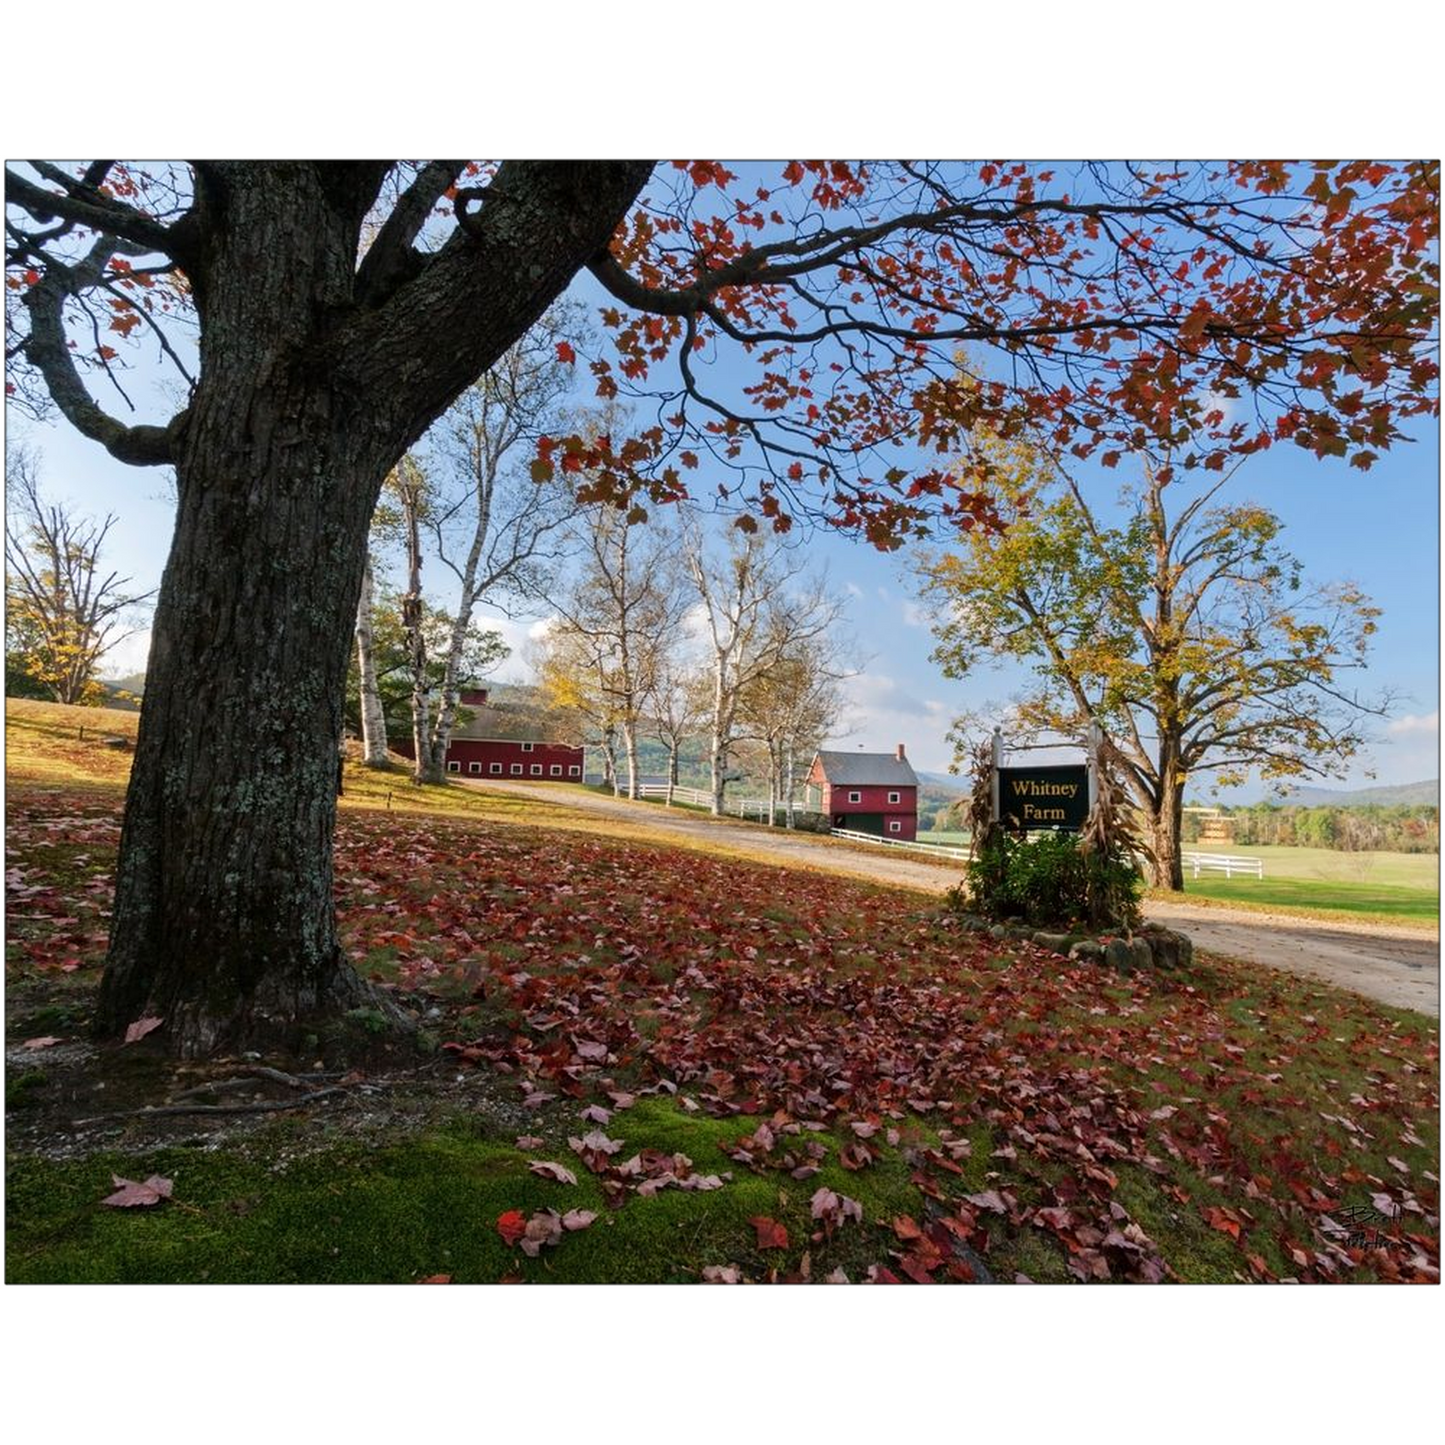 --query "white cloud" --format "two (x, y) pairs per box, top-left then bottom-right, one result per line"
(902, 601), (927, 629)
(99, 628), (153, 678)
(845, 582), (864, 599)
(1387, 711), (1439, 738)
(830, 674), (958, 771)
